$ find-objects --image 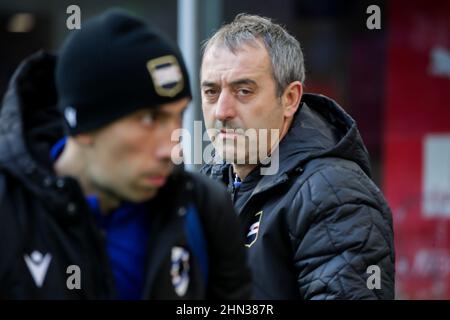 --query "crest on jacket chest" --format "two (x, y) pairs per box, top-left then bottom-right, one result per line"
(245, 211), (263, 248)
